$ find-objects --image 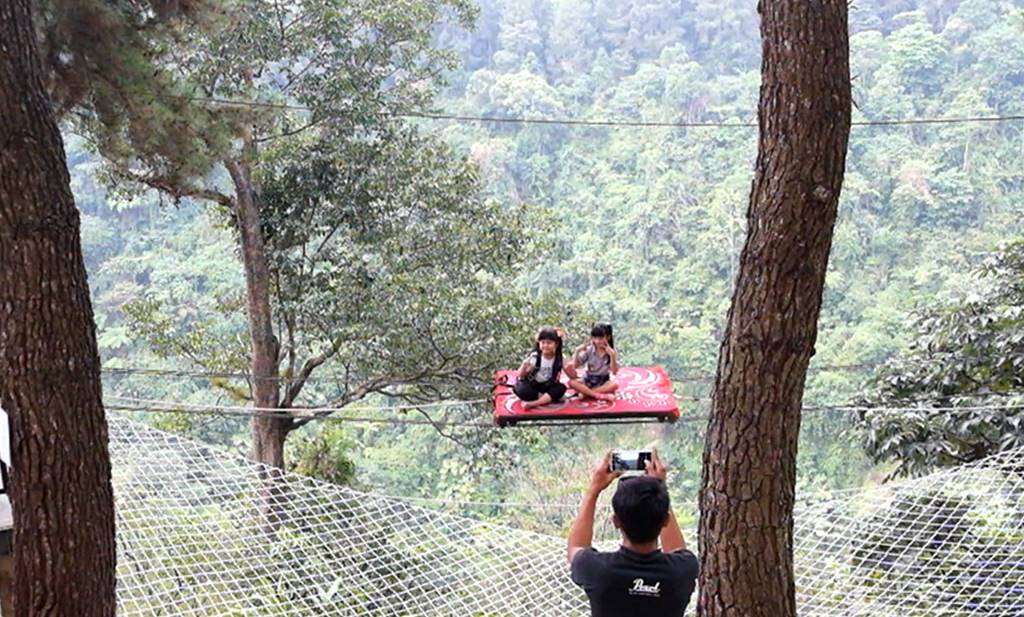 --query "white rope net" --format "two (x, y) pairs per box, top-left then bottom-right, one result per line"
(793, 449), (1024, 616)
(109, 415), (1024, 616)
